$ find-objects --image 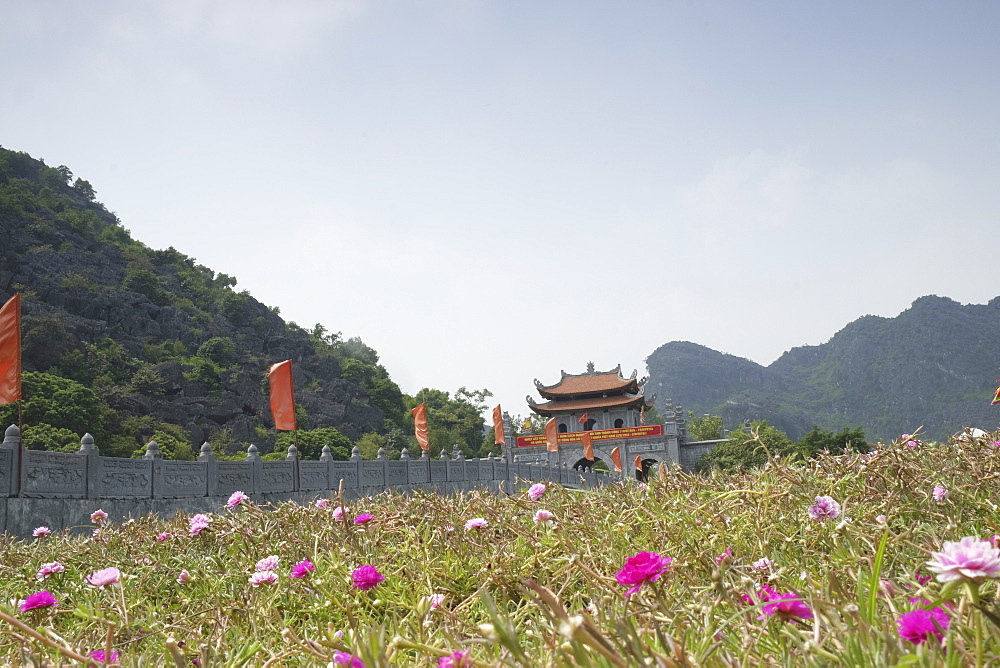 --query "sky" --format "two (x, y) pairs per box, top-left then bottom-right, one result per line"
(2, 1), (999, 422)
